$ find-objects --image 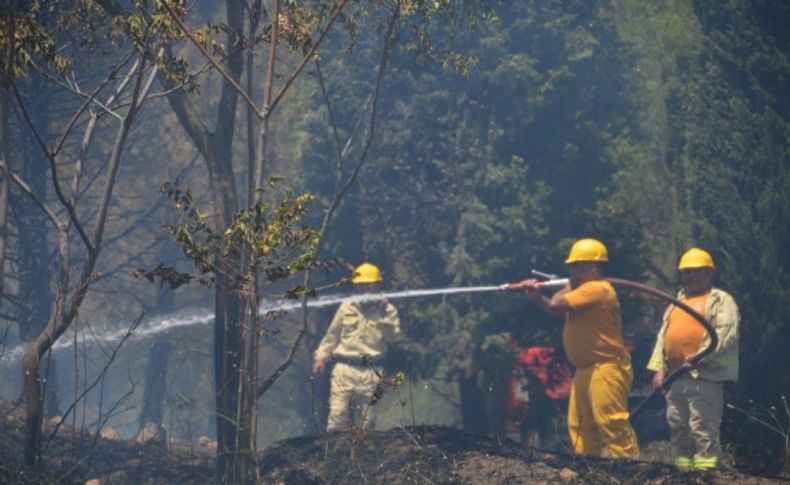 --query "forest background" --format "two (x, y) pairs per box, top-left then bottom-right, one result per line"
(0, 0), (788, 477)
